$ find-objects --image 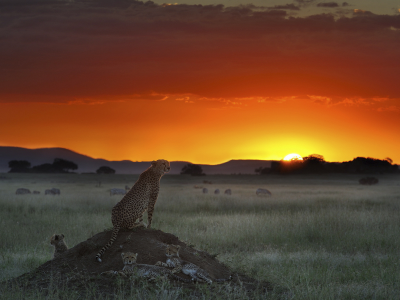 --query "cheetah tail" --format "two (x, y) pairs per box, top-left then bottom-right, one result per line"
(95, 225), (120, 263)
(214, 275), (232, 283)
